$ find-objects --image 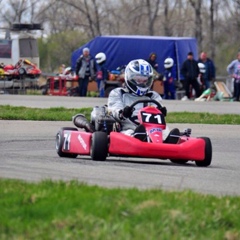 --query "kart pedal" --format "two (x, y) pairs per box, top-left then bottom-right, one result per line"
(164, 128), (180, 144)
